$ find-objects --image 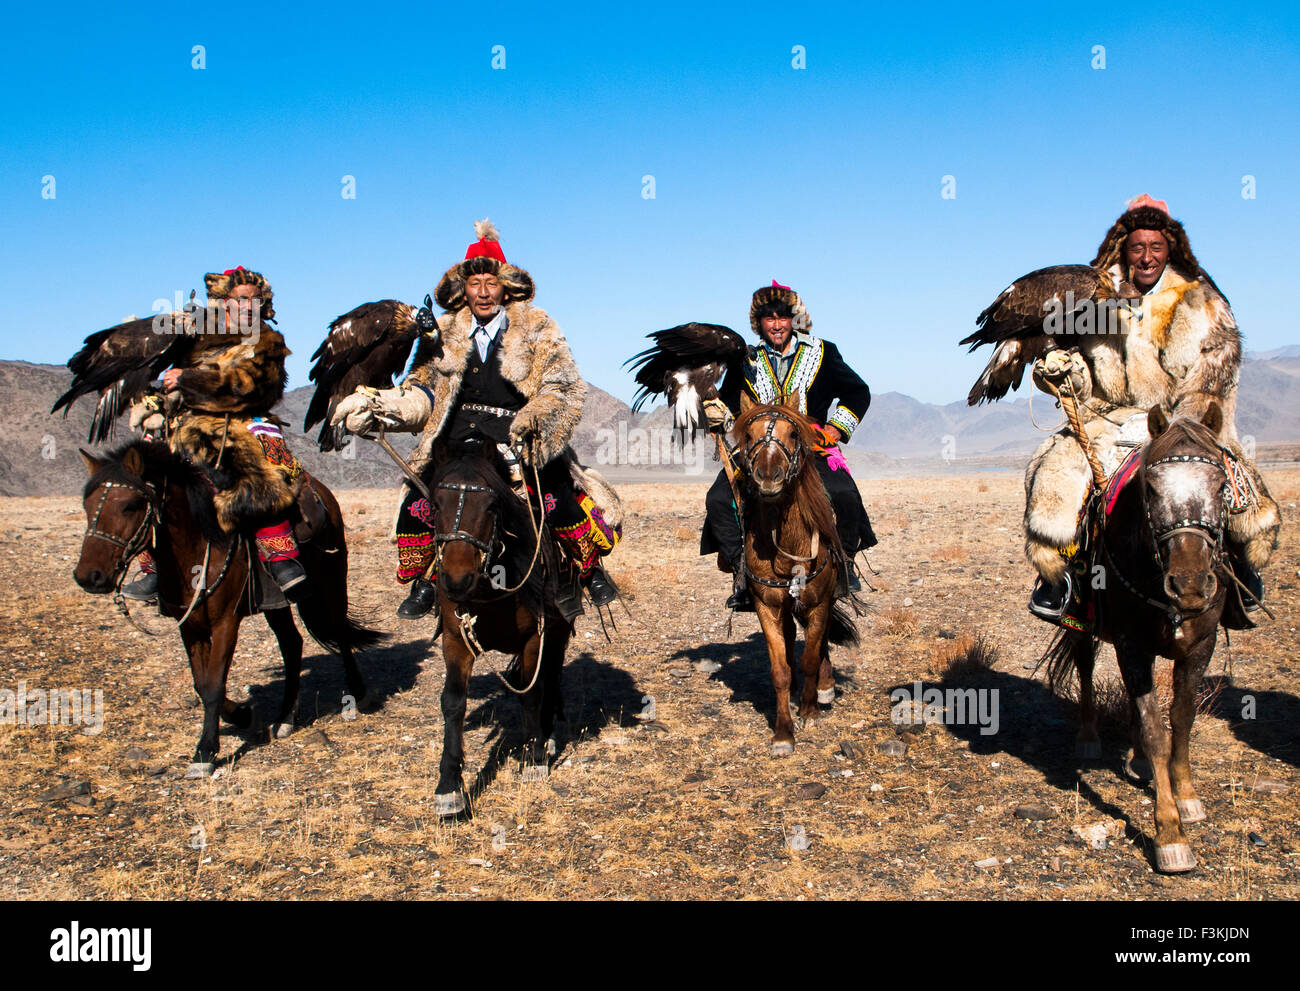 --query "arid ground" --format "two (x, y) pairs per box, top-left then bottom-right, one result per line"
(1, 469), (1297, 900)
